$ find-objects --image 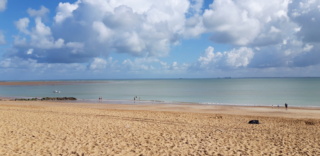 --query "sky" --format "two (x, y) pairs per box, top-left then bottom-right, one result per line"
(0, 0), (320, 80)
